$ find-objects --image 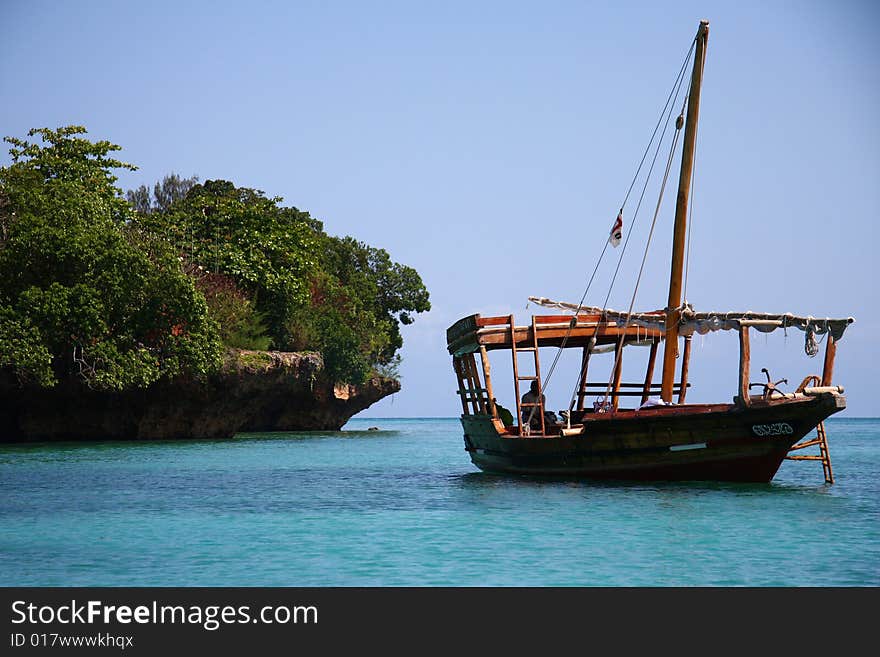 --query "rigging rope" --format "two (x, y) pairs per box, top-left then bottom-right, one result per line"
(562, 46), (695, 413)
(532, 33), (698, 423)
(619, 38), (697, 212)
(542, 38), (697, 400)
(601, 91), (689, 407)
